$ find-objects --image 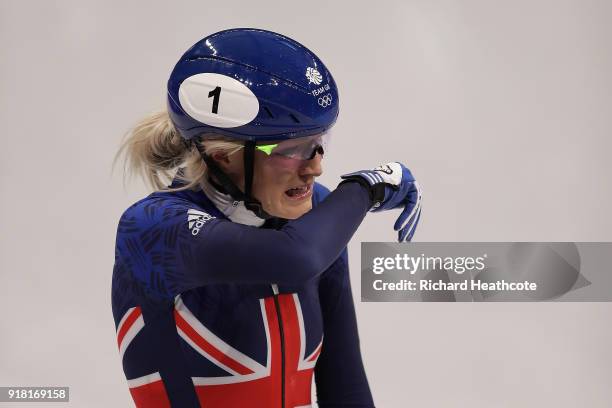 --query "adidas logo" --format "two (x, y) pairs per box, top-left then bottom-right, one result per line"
(187, 209), (214, 236)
